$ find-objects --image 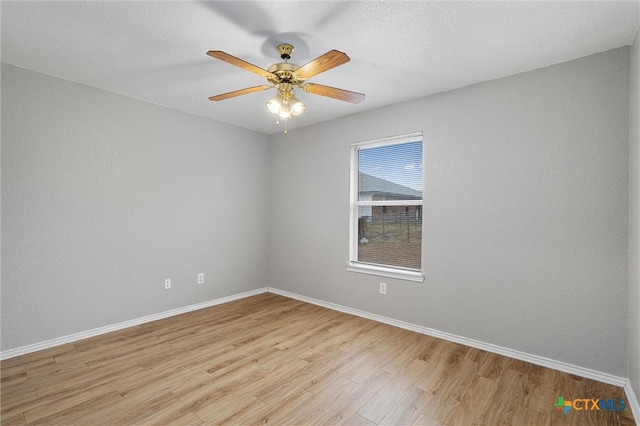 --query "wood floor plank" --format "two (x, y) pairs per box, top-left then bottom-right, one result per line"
(0, 385), (37, 420)
(134, 405), (205, 426)
(478, 368), (528, 425)
(378, 386), (432, 426)
(1, 293), (634, 425)
(173, 363), (267, 420)
(444, 375), (498, 425)
(0, 410), (26, 426)
(1, 357), (56, 380)
(1, 344), (77, 377)
(340, 345), (390, 384)
(289, 348), (354, 393)
(21, 363), (91, 395)
(277, 376), (362, 425)
(3, 362), (133, 420)
(190, 384), (262, 423)
(253, 356), (310, 403)
(419, 357), (478, 423)
(115, 357), (207, 399)
(356, 372), (413, 423)
(253, 380), (314, 423)
(34, 362), (146, 399)
(413, 413), (445, 425)
(343, 412), (377, 425)
(25, 389), (122, 425)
